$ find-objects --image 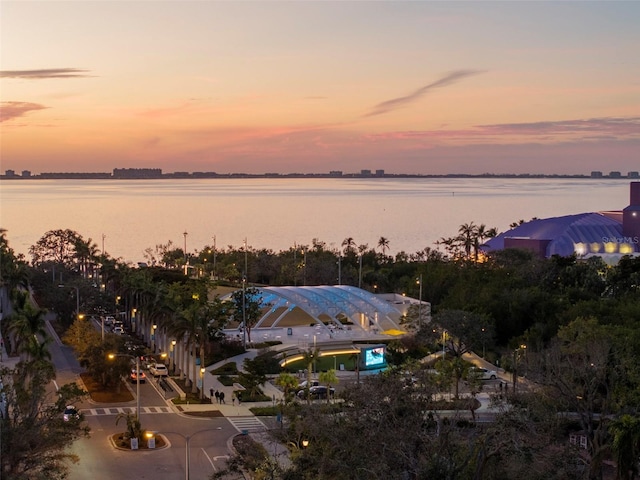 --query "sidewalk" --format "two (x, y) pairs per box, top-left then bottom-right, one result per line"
(174, 348), (285, 416)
